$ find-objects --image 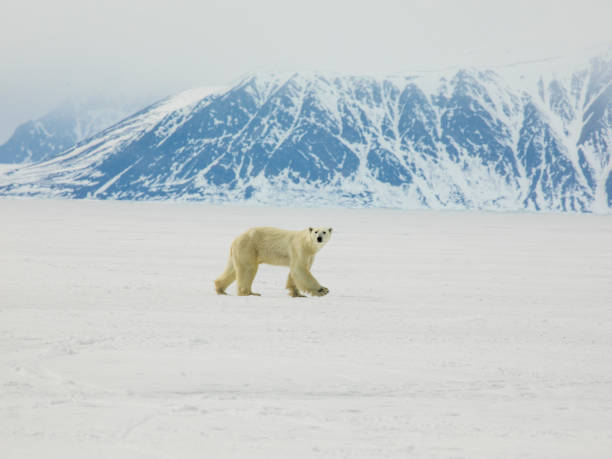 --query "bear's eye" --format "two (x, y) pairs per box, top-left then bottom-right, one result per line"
(323, 231), (326, 234)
